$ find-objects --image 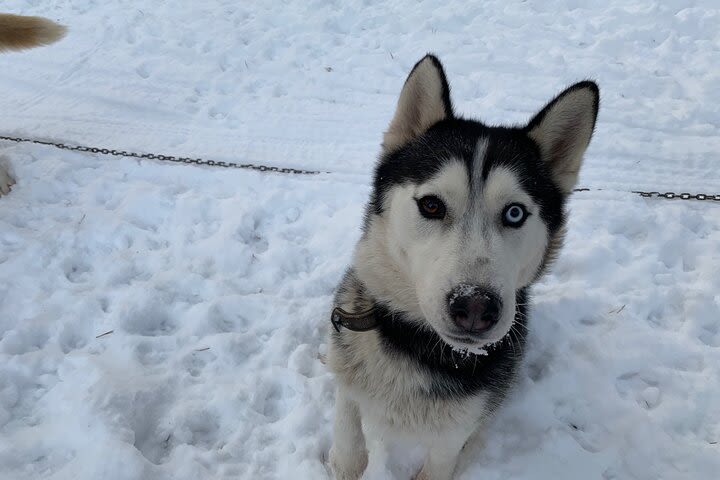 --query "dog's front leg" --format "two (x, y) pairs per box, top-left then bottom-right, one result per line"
(415, 429), (473, 480)
(329, 387), (368, 480)
(360, 419), (392, 480)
